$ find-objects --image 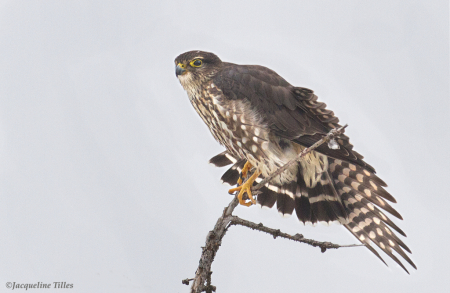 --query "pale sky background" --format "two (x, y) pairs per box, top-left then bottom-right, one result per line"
(0, 1), (448, 292)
